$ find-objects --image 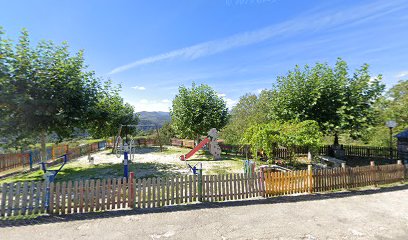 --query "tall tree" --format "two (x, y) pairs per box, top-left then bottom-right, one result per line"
(87, 81), (138, 140)
(221, 90), (273, 144)
(242, 120), (322, 160)
(171, 83), (229, 142)
(0, 28), (102, 159)
(269, 58), (384, 145)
